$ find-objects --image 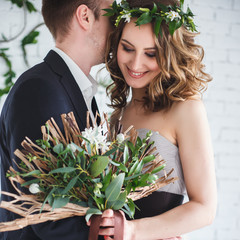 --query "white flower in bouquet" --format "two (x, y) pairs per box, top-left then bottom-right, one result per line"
(116, 133), (125, 143)
(81, 126), (110, 153)
(29, 183), (40, 194)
